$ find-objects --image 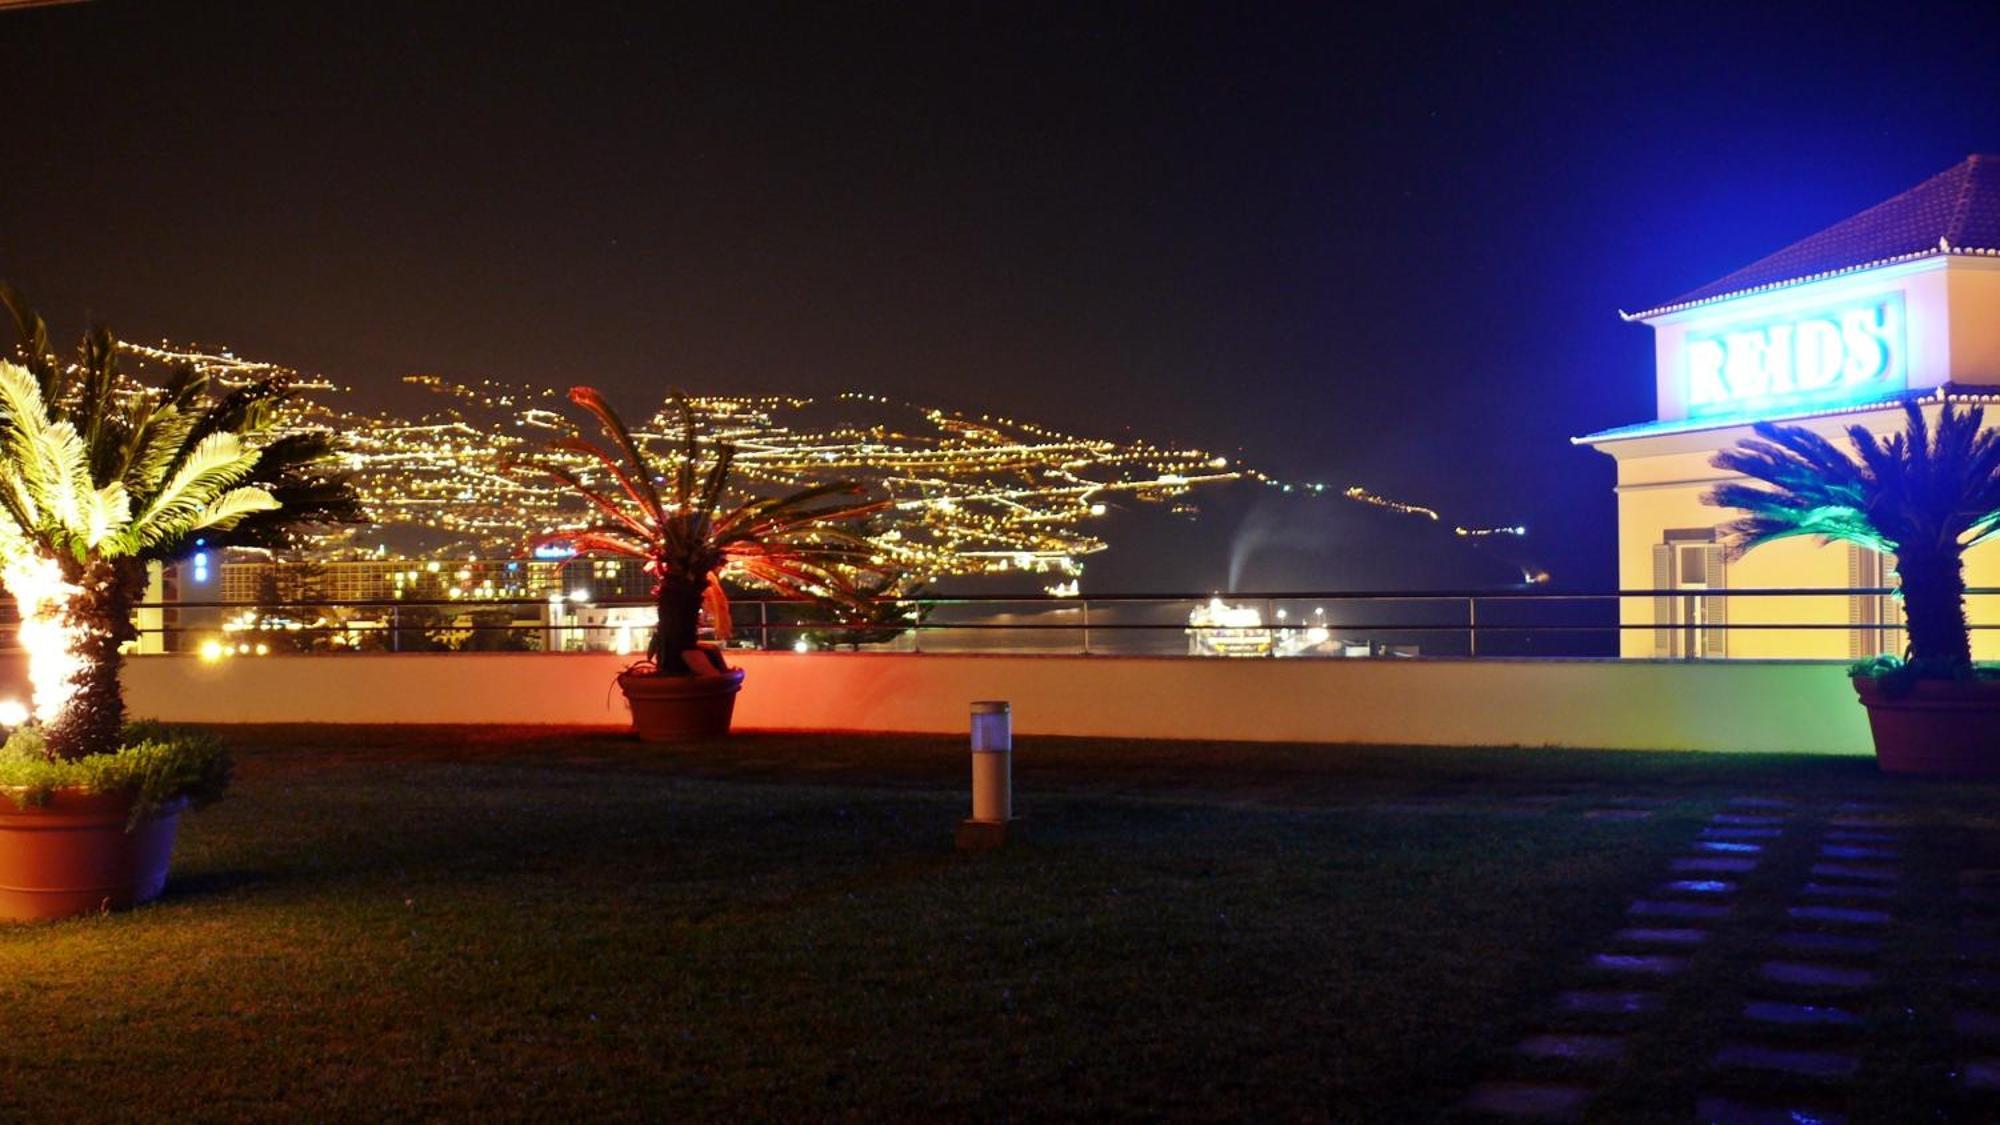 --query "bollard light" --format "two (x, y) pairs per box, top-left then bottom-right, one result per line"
(956, 700), (1016, 850)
